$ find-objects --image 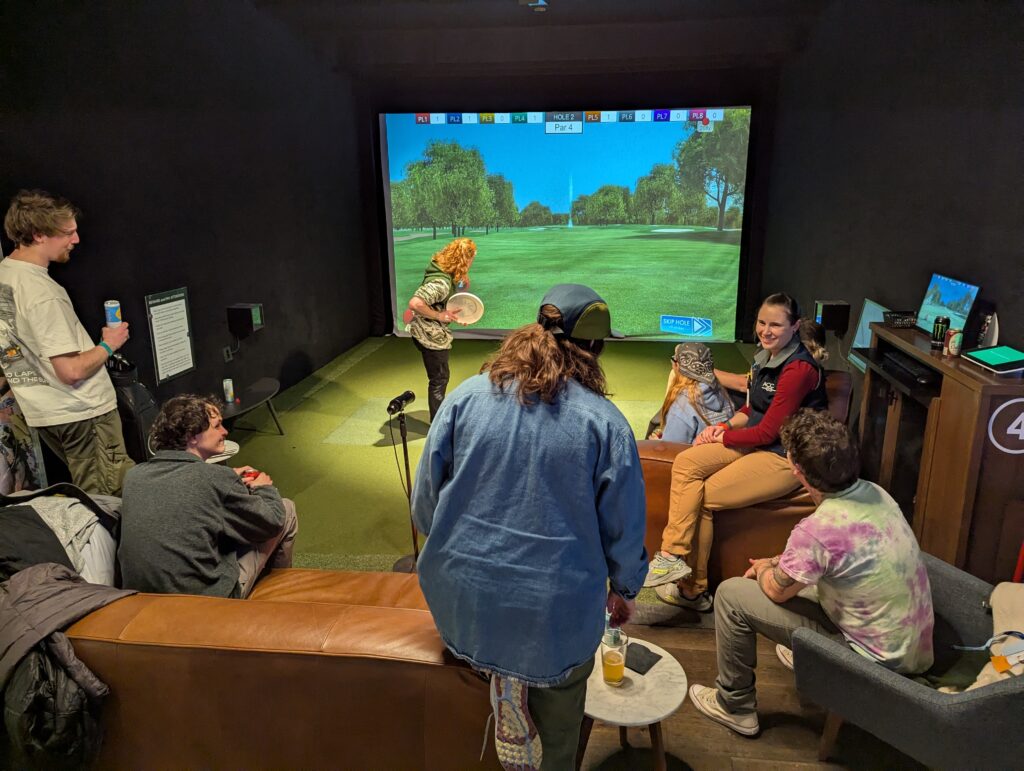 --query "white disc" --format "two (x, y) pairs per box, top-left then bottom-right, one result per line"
(446, 292), (484, 324)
